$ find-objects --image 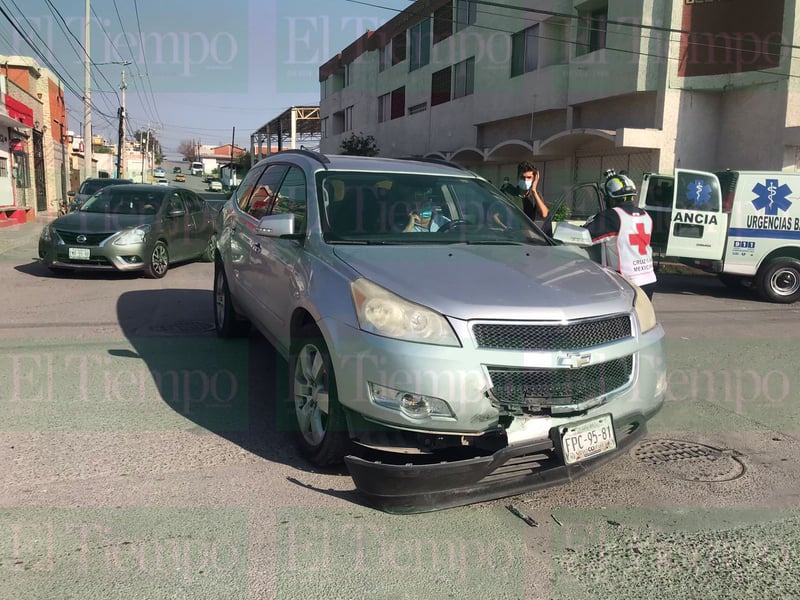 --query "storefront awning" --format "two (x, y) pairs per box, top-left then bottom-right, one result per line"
(3, 95), (33, 129)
